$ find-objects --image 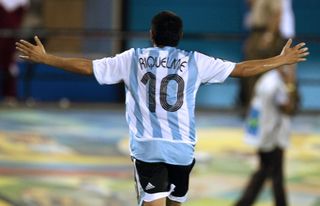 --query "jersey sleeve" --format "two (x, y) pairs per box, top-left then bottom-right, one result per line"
(92, 48), (134, 84)
(194, 52), (236, 84)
